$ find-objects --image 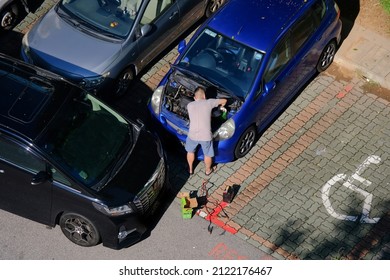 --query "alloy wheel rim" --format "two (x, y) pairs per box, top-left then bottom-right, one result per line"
(116, 72), (132, 95)
(63, 217), (94, 246)
(209, 0), (224, 14)
(321, 44), (336, 68)
(239, 131), (255, 155)
(1, 12), (14, 28)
